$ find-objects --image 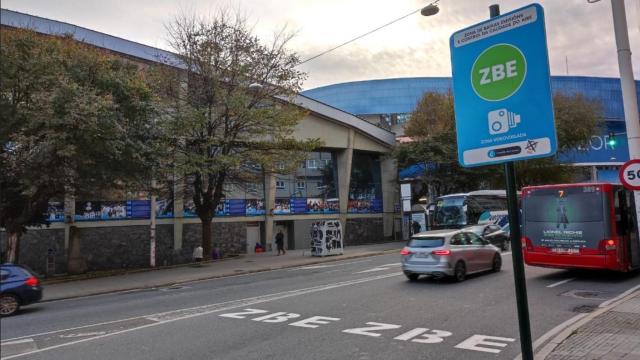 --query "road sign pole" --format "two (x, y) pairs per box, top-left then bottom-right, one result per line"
(489, 4), (534, 360)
